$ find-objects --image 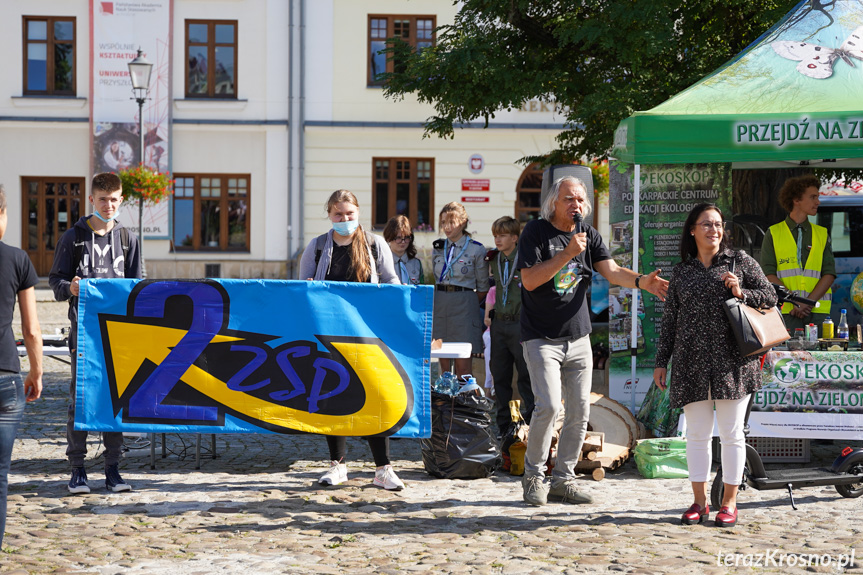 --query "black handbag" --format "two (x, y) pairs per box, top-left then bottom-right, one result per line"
(722, 258), (789, 356)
